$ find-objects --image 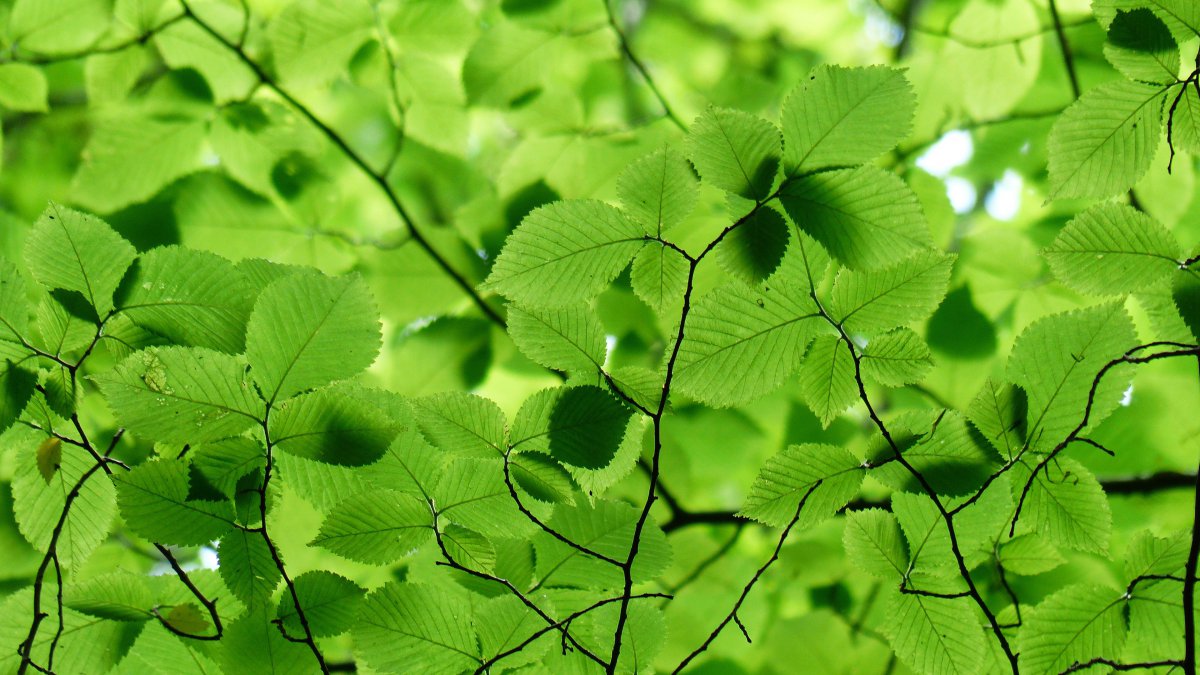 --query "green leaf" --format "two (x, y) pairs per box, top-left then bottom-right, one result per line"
(115, 459), (236, 546)
(361, 427), (446, 499)
(843, 509), (908, 579)
(630, 242), (689, 314)
(1044, 202), (1181, 296)
(23, 205), (136, 316)
(511, 385), (633, 469)
(507, 304), (606, 374)
(114, 623), (222, 674)
(0, 361), (36, 434)
(1013, 458), (1112, 554)
(831, 251), (955, 334)
(217, 608), (312, 675)
(154, 17), (258, 104)
(354, 583), (481, 674)
(13, 443), (115, 569)
(477, 595), (554, 669)
(93, 347), (262, 445)
(534, 499), (671, 588)
(1018, 585), (1127, 674)
(276, 571), (364, 638)
(269, 387), (399, 466)
(1046, 80), (1165, 200)
(312, 490), (432, 564)
(674, 279), (824, 407)
(64, 572), (154, 621)
(71, 113), (208, 213)
(0, 63), (48, 112)
(441, 524), (497, 573)
(411, 392), (506, 458)
(1105, 9), (1180, 84)
(462, 20), (561, 107)
(716, 206), (790, 285)
(779, 166), (931, 269)
(618, 146), (699, 235)
(189, 438), (264, 498)
(7, 0), (111, 55)
(885, 591), (986, 675)
(998, 534), (1066, 576)
(0, 257), (32, 356)
(218, 529), (280, 609)
(687, 106), (781, 200)
(861, 328), (934, 387)
(266, 0), (373, 85)
(781, 65), (915, 174)
(740, 443), (864, 527)
(509, 452), (576, 504)
(245, 271), (381, 403)
(966, 379), (1027, 460)
(868, 412), (1001, 497)
(797, 334), (857, 426)
(1007, 303), (1136, 446)
(483, 200), (644, 307)
(115, 246), (256, 353)
(434, 458), (537, 538)
(210, 101), (320, 196)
